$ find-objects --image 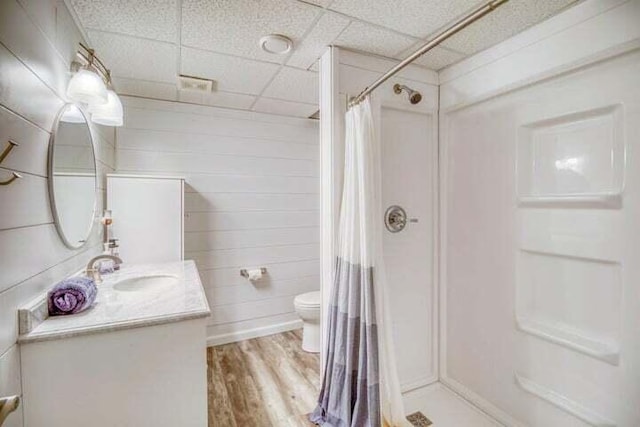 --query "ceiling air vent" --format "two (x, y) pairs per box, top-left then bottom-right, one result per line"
(178, 74), (215, 93)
